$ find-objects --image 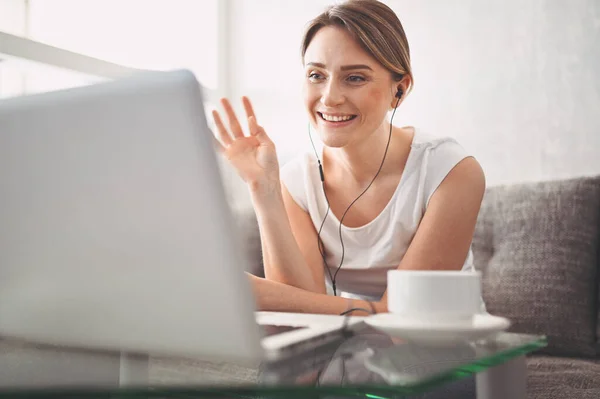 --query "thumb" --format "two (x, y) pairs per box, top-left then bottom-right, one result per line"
(248, 116), (271, 144)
